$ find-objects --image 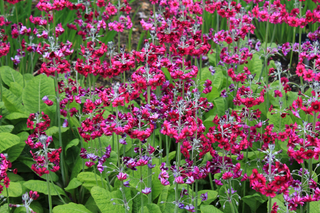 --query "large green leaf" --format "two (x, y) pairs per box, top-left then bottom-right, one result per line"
(85, 196), (100, 213)
(242, 193), (267, 213)
(213, 97), (226, 117)
(267, 198), (286, 213)
(22, 74), (55, 115)
(5, 112), (28, 120)
(7, 132), (28, 162)
(45, 126), (69, 136)
(0, 125), (14, 133)
(23, 180), (66, 196)
(77, 172), (108, 191)
(247, 54), (263, 79)
(91, 186), (126, 213)
(65, 178), (82, 192)
(198, 190), (218, 205)
(0, 66), (23, 86)
(9, 82), (23, 100)
(200, 205), (223, 213)
(0, 132), (20, 153)
(65, 139), (80, 155)
(141, 204), (161, 213)
(52, 203), (92, 213)
(0, 181), (23, 197)
(2, 87), (24, 113)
